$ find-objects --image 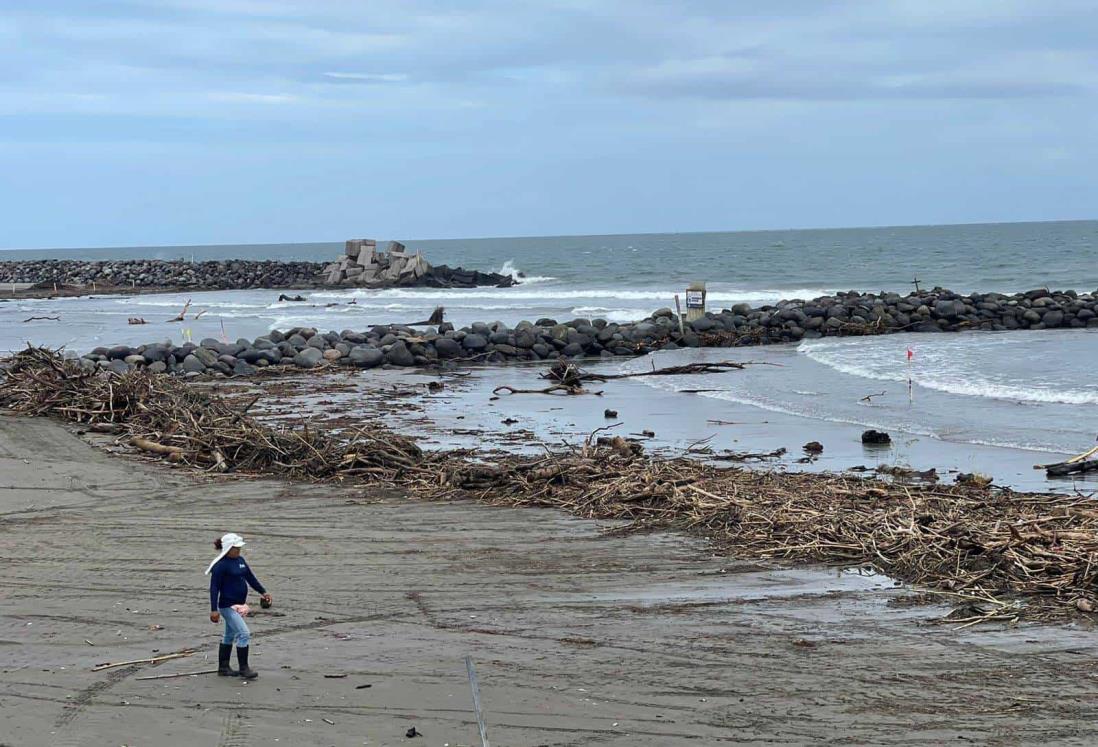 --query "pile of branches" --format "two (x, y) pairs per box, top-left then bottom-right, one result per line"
(0, 347), (429, 480)
(6, 347), (1098, 622)
(443, 446), (1098, 622)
